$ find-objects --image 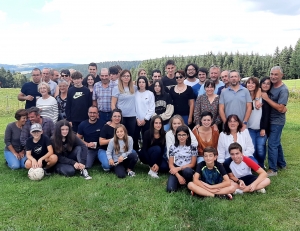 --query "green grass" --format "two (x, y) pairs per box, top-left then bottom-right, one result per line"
(1, 90), (300, 230)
